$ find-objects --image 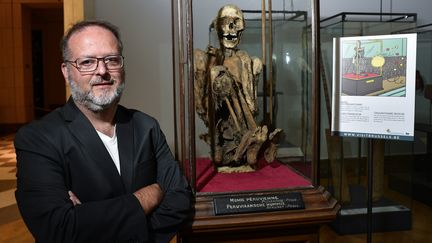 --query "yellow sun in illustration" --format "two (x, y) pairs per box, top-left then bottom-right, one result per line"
(371, 55), (385, 68)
